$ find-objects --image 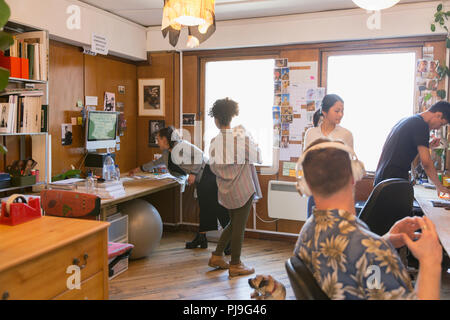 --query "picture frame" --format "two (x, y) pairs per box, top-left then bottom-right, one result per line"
(149, 120), (165, 147)
(182, 113), (196, 126)
(139, 78), (165, 117)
